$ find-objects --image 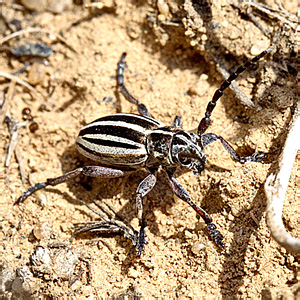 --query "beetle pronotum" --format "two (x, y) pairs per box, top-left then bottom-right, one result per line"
(16, 49), (271, 255)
